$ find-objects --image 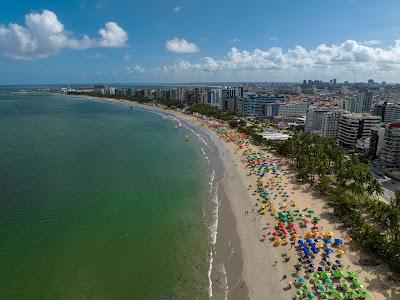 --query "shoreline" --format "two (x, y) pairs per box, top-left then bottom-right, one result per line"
(69, 94), (252, 299)
(67, 94), (398, 300)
